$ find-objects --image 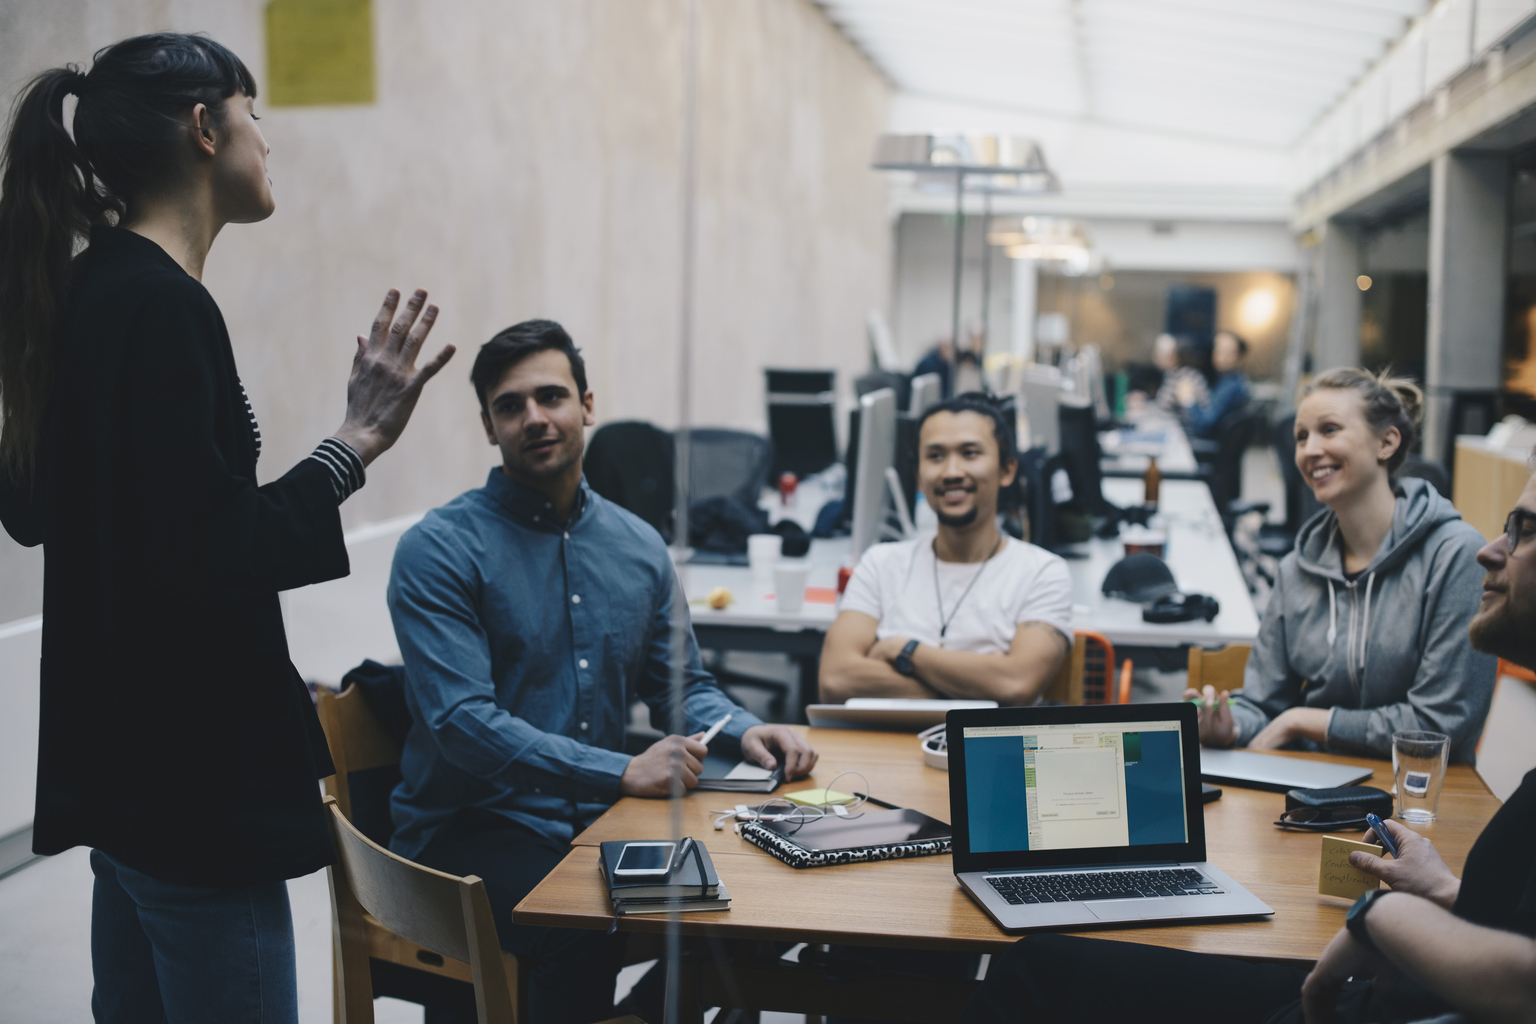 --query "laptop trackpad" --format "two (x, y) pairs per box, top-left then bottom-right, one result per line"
(1086, 898), (1161, 922)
